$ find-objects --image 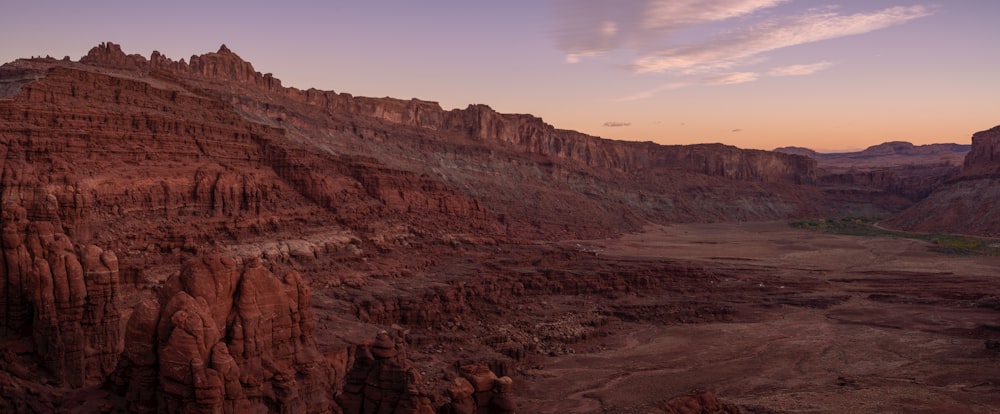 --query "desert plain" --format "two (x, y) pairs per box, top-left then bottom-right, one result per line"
(514, 221), (1000, 413)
